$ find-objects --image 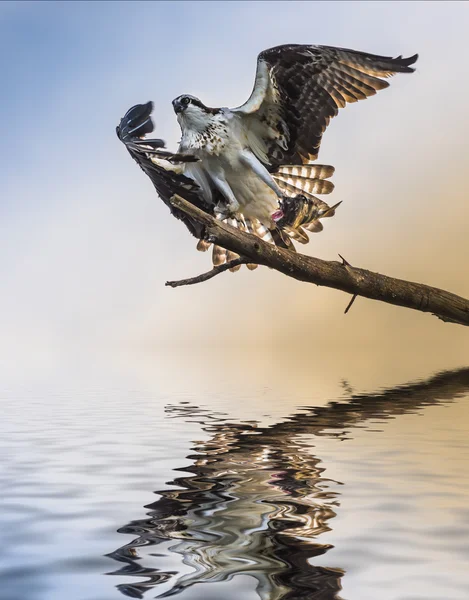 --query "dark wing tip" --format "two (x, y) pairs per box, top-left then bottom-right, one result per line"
(357, 49), (419, 74)
(131, 138), (166, 150)
(352, 48), (419, 74)
(397, 52), (419, 72)
(117, 101), (155, 143)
